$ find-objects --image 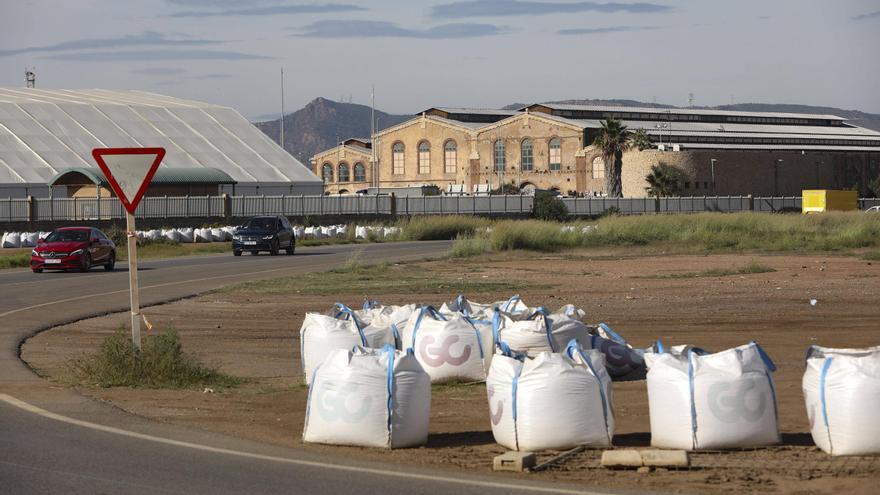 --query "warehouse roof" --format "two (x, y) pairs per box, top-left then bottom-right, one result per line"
(522, 103), (847, 122)
(48, 167), (236, 187)
(0, 87), (321, 186)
